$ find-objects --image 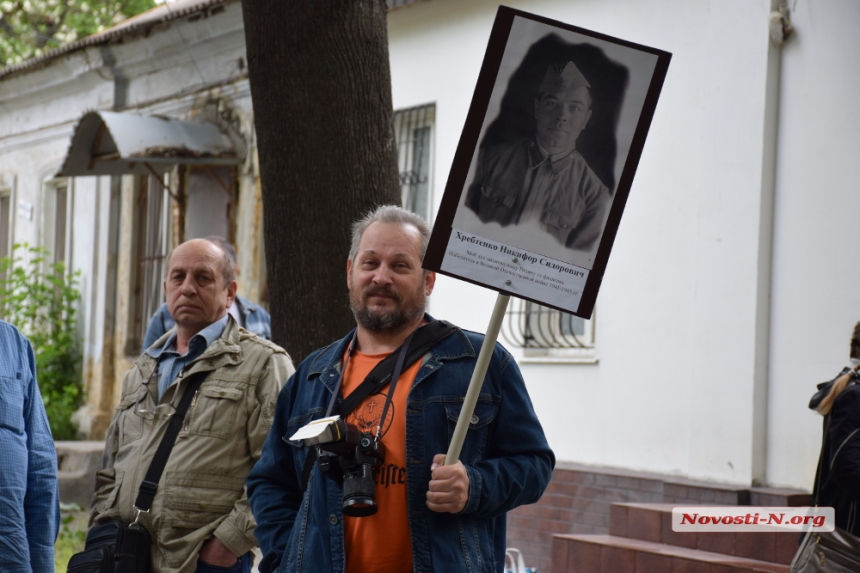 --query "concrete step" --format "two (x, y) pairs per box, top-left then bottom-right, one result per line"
(552, 533), (791, 573)
(57, 440), (104, 509)
(748, 487), (811, 508)
(608, 503), (799, 565)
